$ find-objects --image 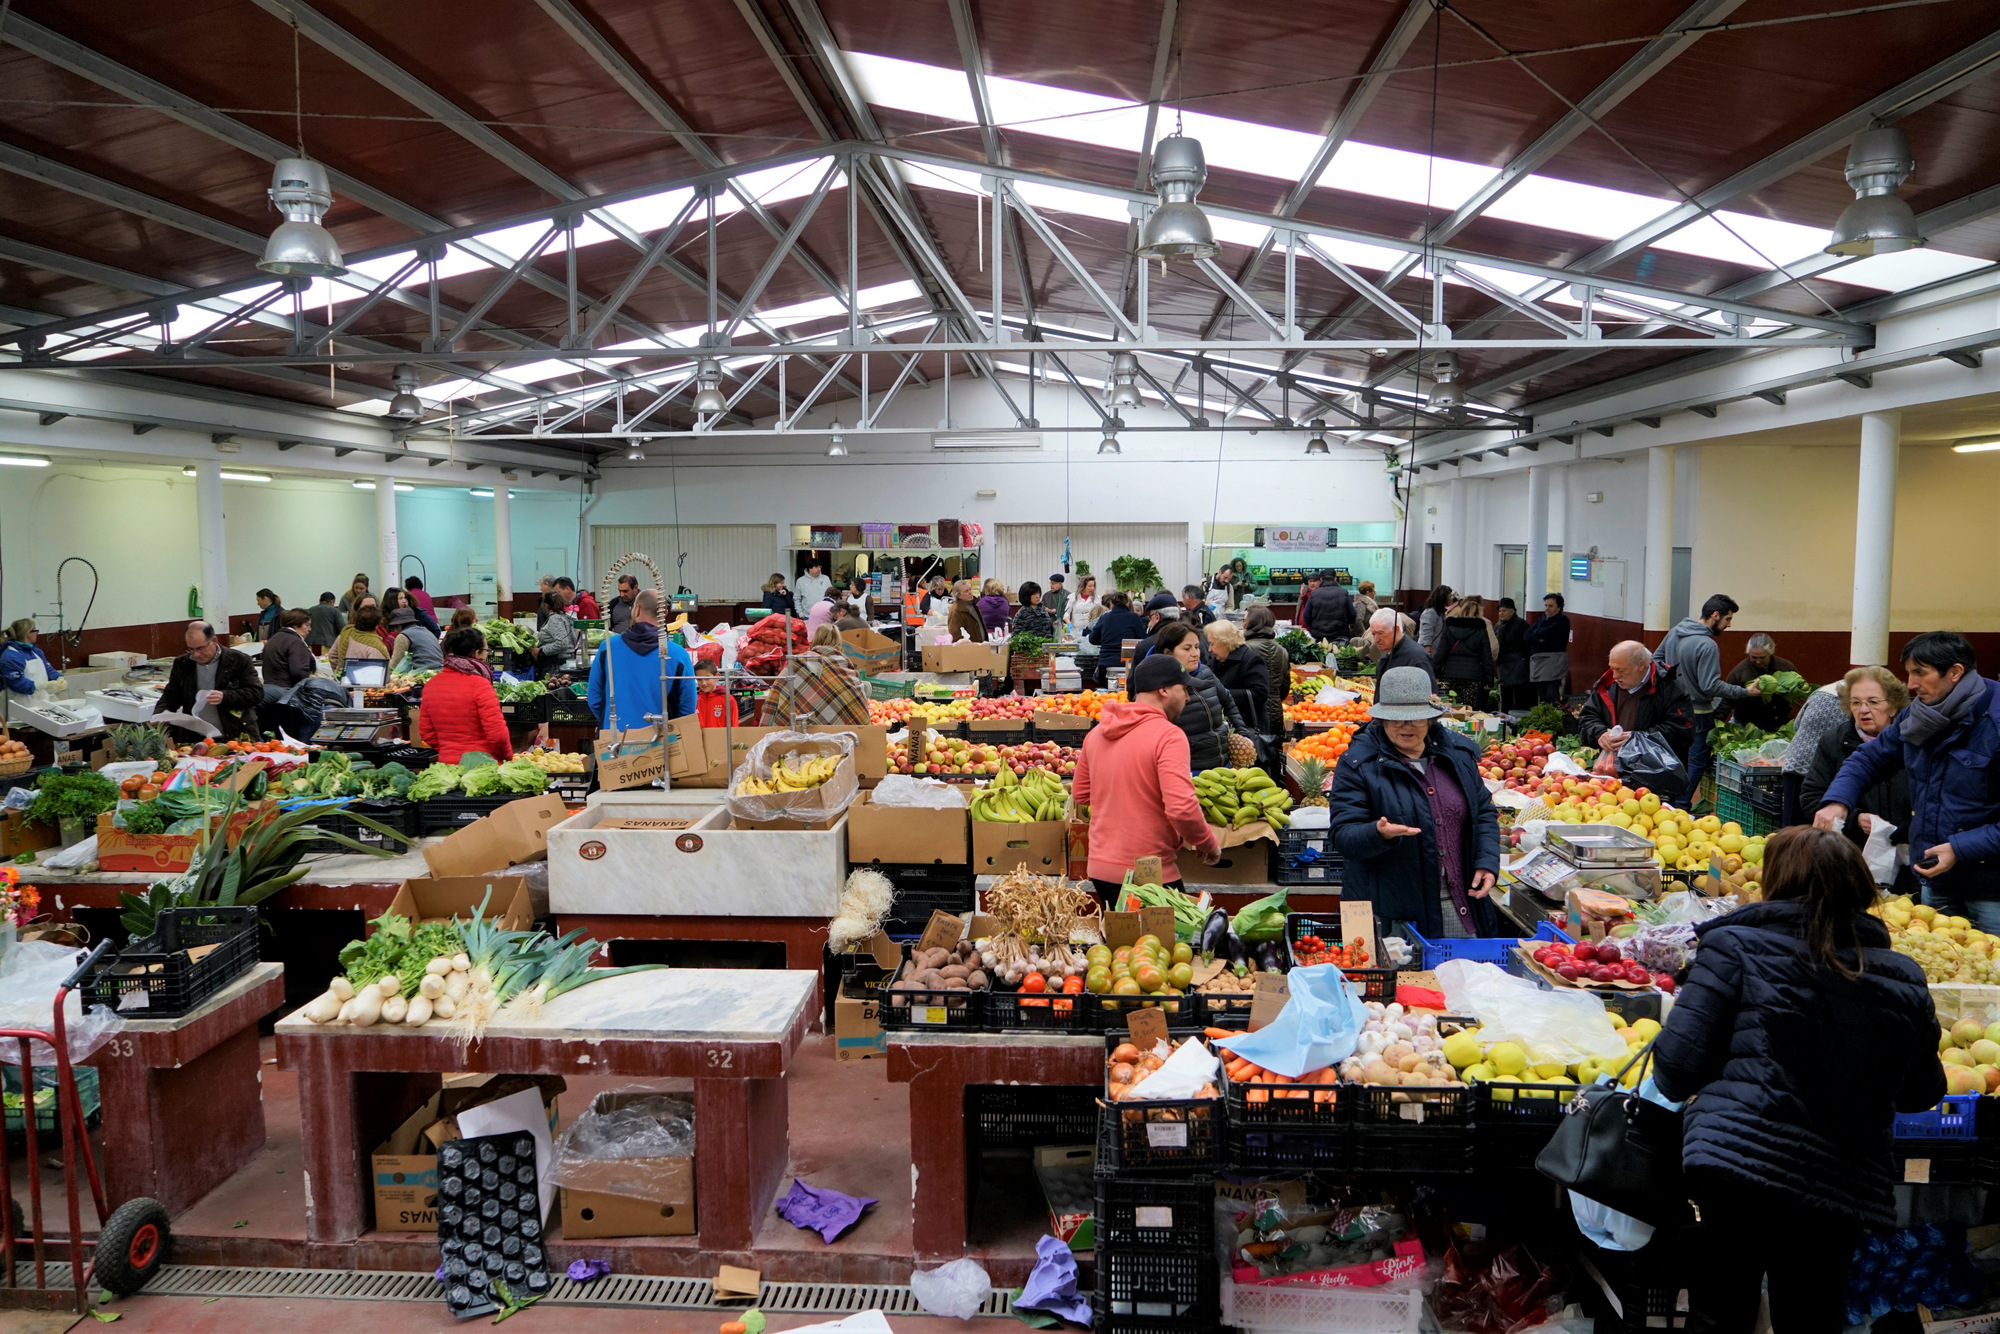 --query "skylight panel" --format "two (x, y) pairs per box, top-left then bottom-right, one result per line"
(1819, 247), (1989, 291)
